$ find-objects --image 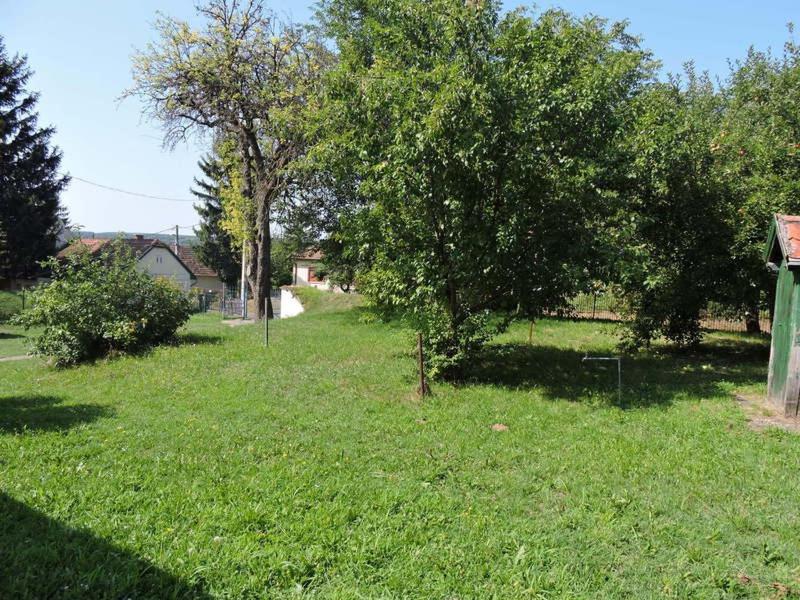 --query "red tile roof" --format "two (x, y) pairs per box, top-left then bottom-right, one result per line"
(175, 245), (218, 278)
(57, 237), (201, 280)
(57, 238), (111, 258)
(774, 215), (800, 266)
(294, 248), (324, 261)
